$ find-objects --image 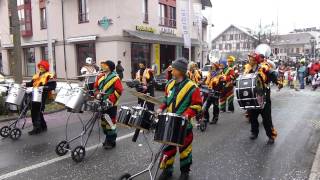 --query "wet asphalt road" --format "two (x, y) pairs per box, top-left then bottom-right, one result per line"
(0, 87), (319, 180)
